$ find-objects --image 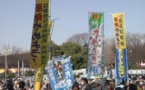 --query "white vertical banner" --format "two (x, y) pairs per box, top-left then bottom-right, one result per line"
(88, 12), (104, 77)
